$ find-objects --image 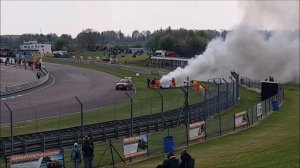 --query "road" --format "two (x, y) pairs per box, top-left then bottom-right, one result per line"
(0, 64), (37, 90)
(0, 63), (134, 124)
